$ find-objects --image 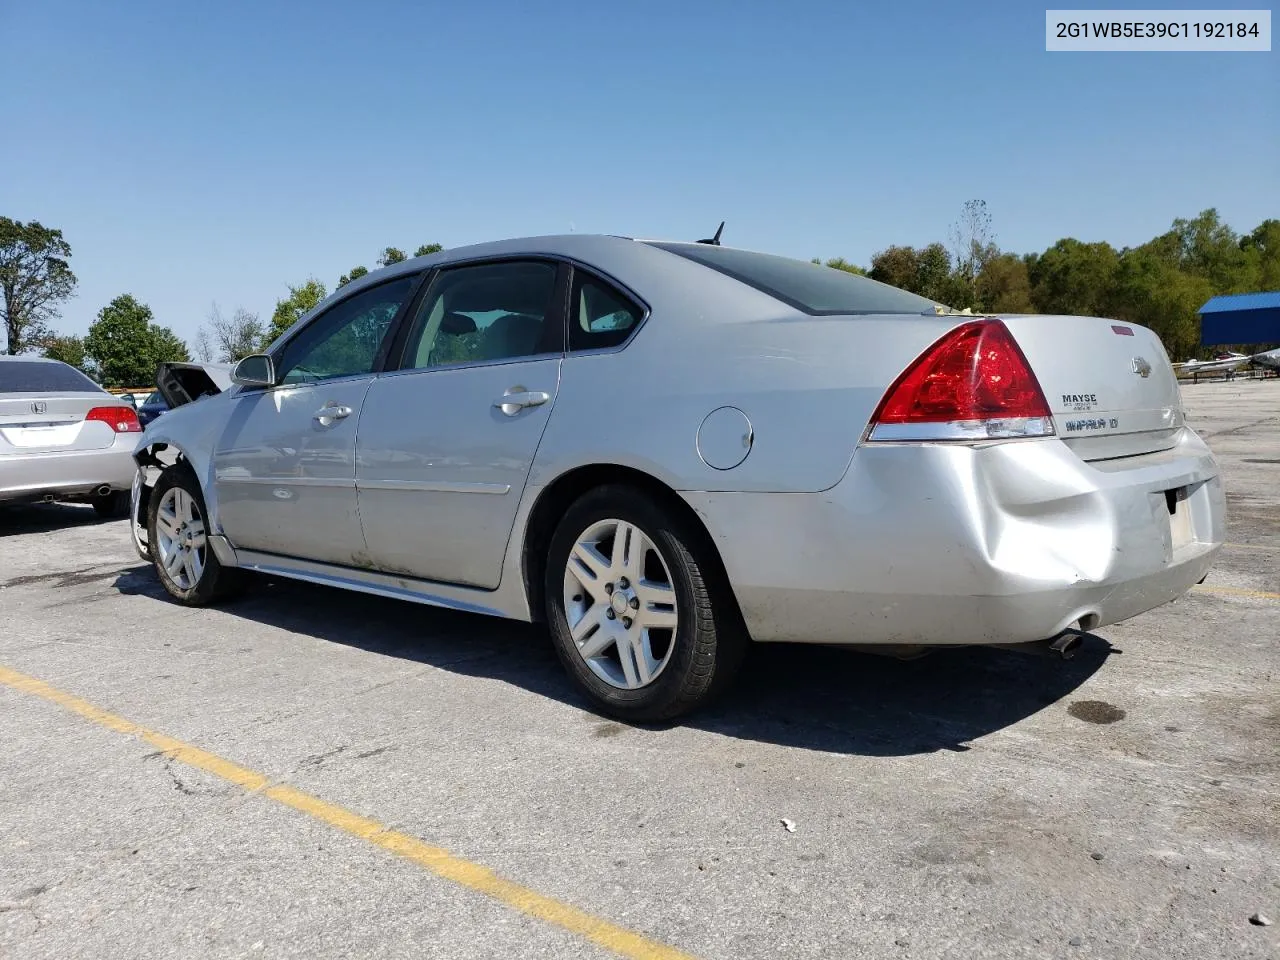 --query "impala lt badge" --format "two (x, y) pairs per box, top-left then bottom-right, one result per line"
(1132, 357), (1152, 378)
